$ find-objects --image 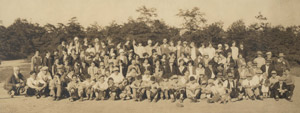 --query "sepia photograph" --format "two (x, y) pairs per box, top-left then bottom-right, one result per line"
(0, 0), (299, 113)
